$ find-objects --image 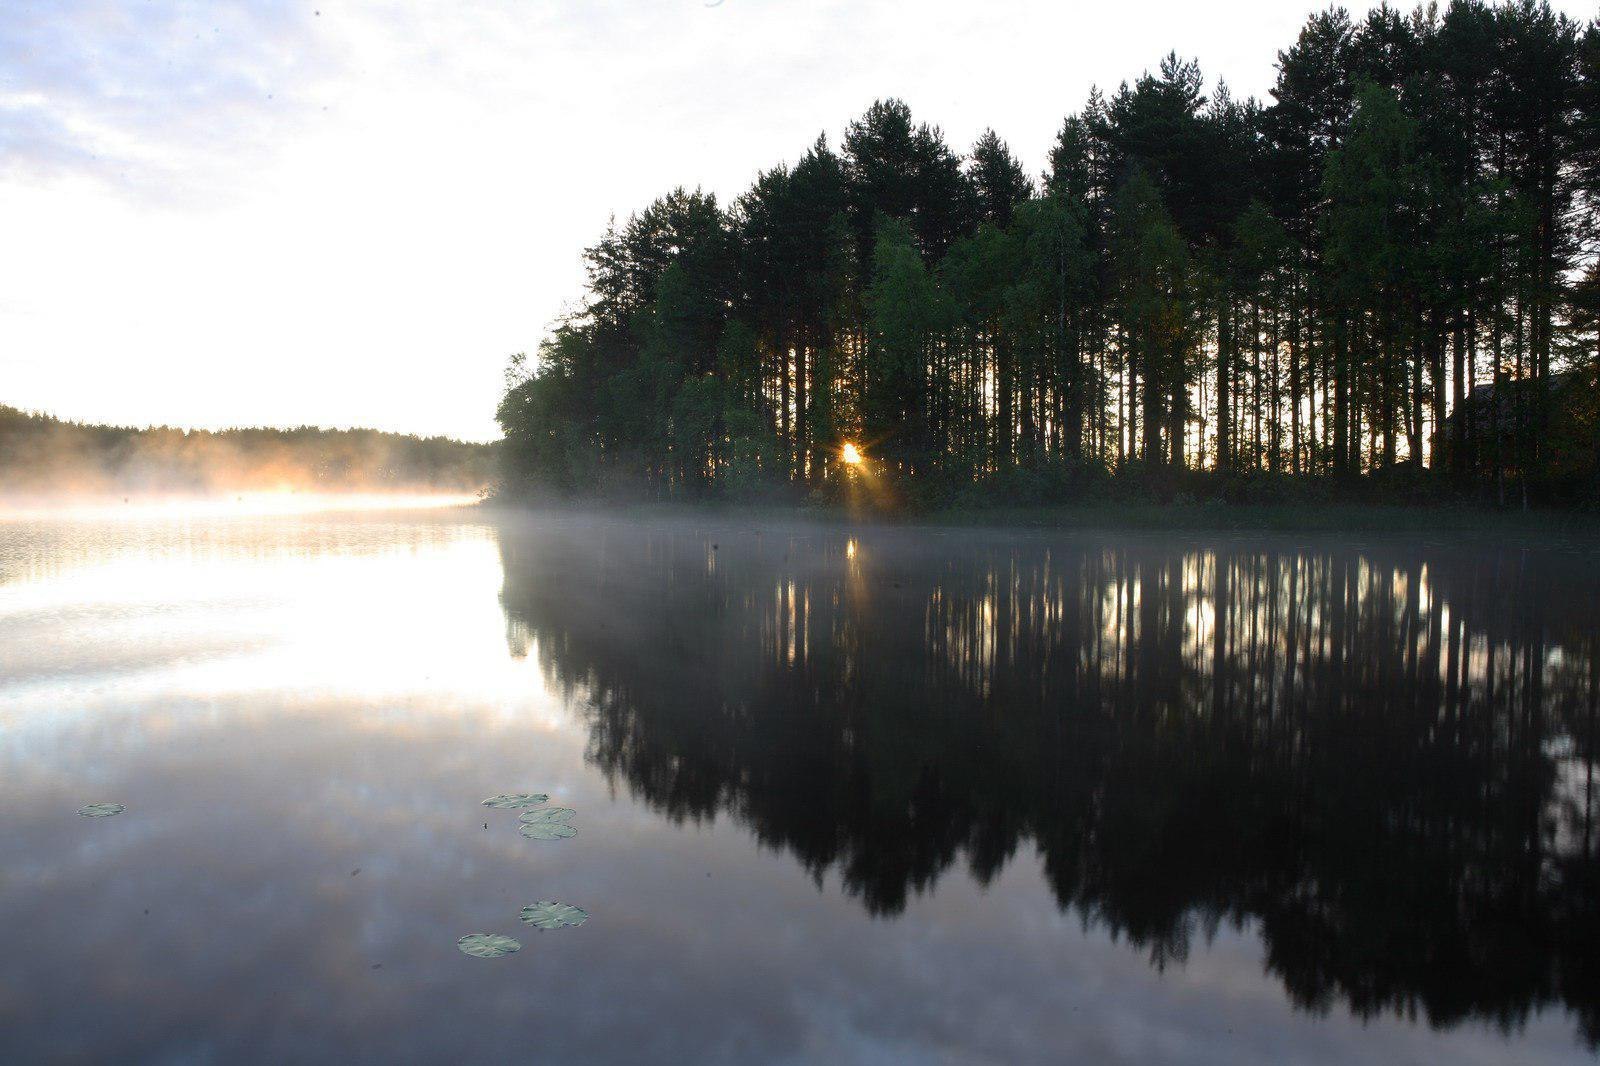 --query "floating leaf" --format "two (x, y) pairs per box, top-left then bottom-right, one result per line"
(77, 803), (126, 818)
(456, 933), (521, 958)
(518, 821), (577, 840)
(517, 807), (575, 824)
(481, 793), (549, 810)
(520, 901), (589, 930)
